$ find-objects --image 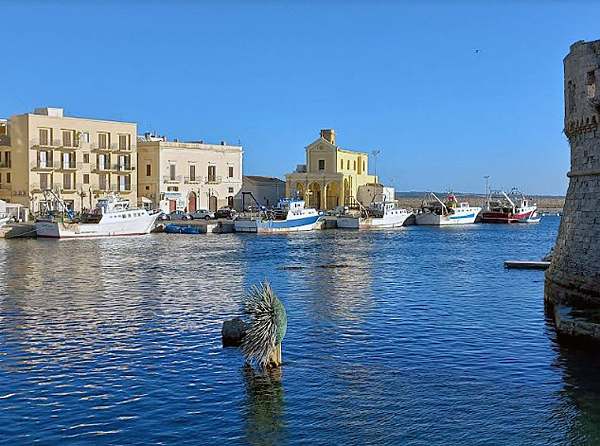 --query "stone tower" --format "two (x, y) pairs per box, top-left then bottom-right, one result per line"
(545, 40), (600, 312)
